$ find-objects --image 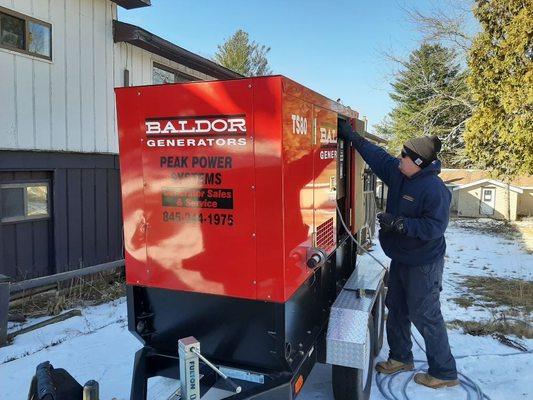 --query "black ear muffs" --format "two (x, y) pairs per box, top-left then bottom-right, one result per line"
(28, 361), (83, 400)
